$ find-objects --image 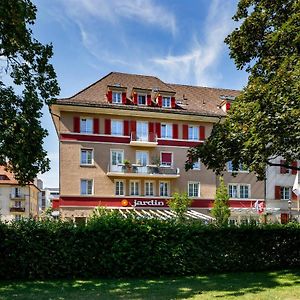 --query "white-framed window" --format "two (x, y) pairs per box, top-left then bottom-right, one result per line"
(228, 184), (250, 199)
(130, 181), (140, 196)
(188, 182), (200, 197)
(112, 92), (122, 104)
(161, 123), (172, 139)
(162, 96), (171, 108)
(111, 120), (123, 136)
(115, 180), (125, 196)
(145, 181), (155, 196)
(161, 152), (173, 167)
(227, 161), (249, 173)
(192, 159), (201, 170)
(14, 215), (21, 221)
(80, 118), (93, 134)
(14, 200), (22, 208)
(159, 181), (169, 197)
(12, 187), (21, 198)
(80, 149), (93, 165)
(188, 126), (199, 141)
(280, 187), (291, 200)
(138, 94), (146, 105)
(80, 179), (93, 195)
